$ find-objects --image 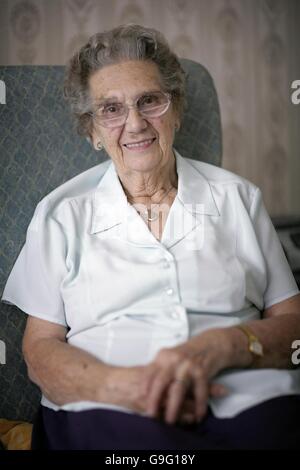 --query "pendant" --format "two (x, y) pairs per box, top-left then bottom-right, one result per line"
(144, 208), (159, 222)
